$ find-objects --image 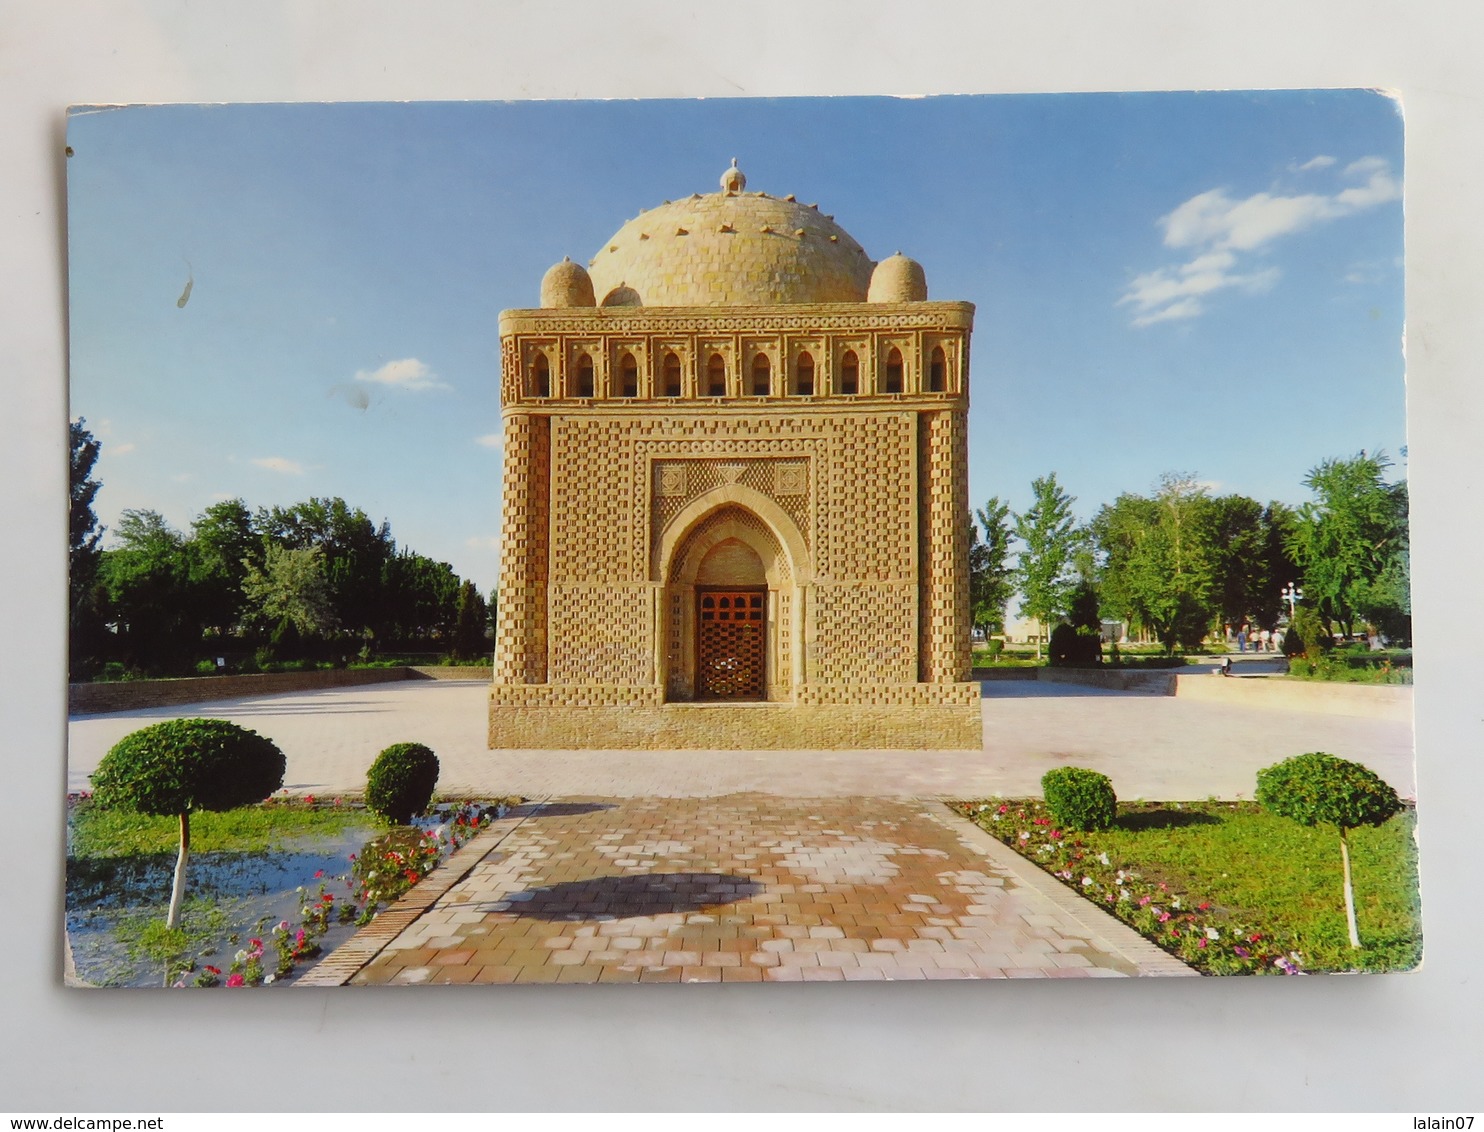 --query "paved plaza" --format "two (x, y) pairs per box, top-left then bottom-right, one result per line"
(68, 677), (1416, 800)
(299, 795), (1191, 984)
(68, 677), (1415, 984)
